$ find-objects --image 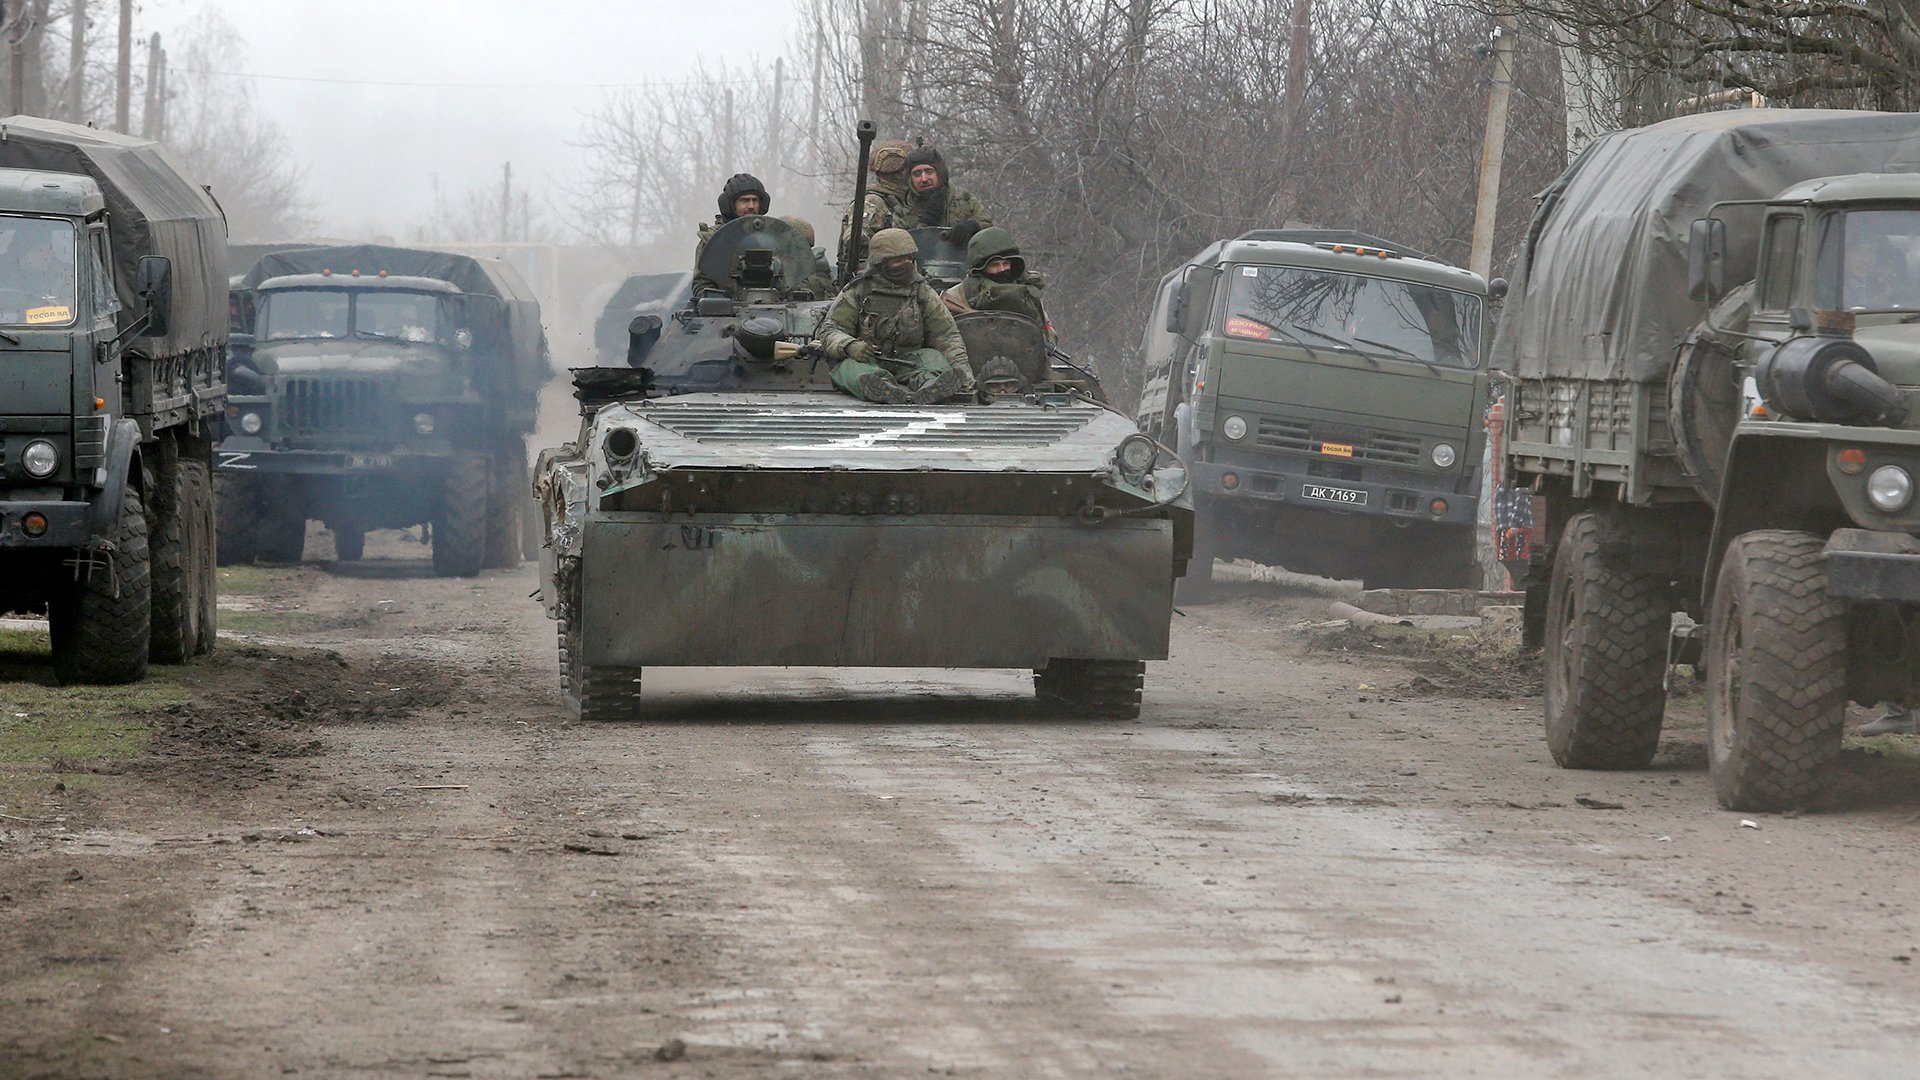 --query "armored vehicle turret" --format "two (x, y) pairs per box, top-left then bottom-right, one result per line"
(534, 130), (1192, 721)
